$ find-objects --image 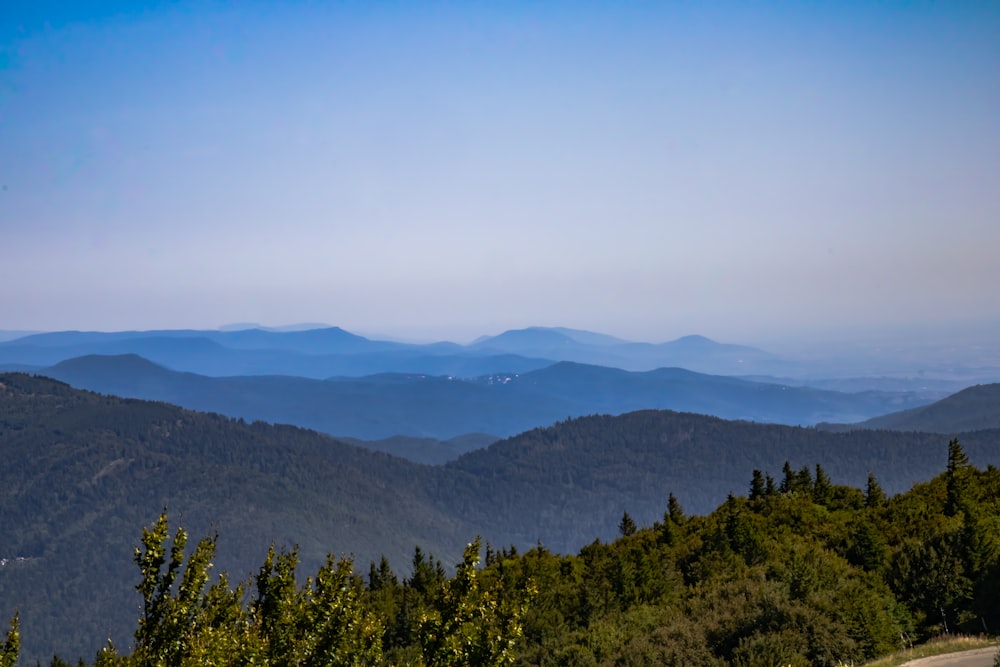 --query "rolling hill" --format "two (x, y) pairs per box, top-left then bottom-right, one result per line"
(3, 373), (999, 661)
(10, 354), (936, 444)
(821, 382), (1000, 434)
